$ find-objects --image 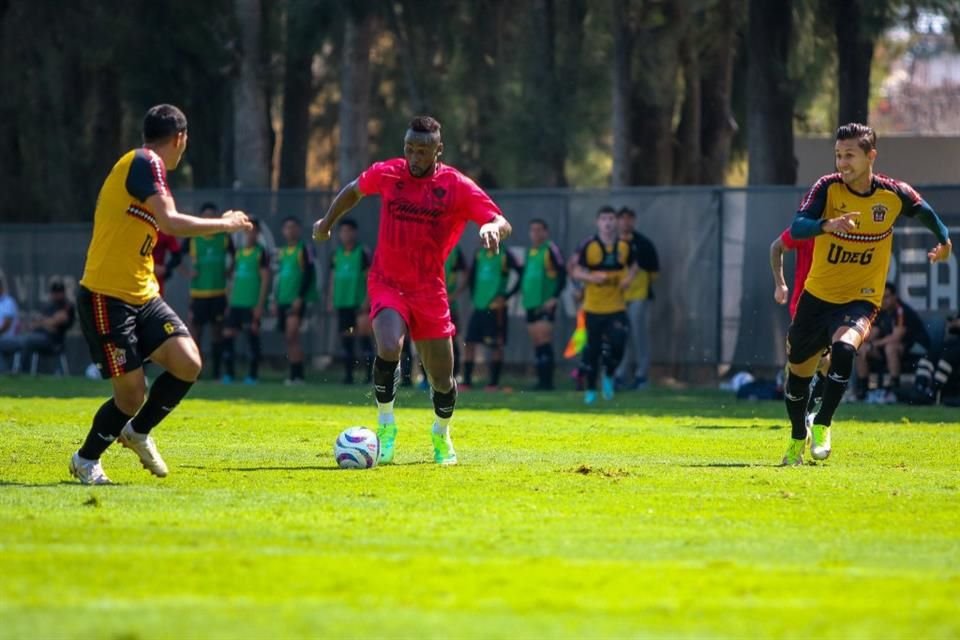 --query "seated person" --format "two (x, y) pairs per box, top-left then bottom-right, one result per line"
(913, 314), (960, 404)
(855, 282), (928, 402)
(0, 274), (20, 372)
(2, 280), (76, 370)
